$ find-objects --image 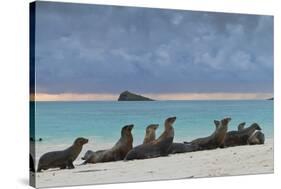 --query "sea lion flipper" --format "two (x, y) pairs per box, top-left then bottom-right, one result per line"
(237, 122), (246, 131)
(67, 161), (75, 169)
